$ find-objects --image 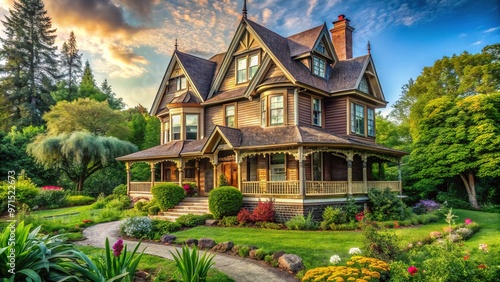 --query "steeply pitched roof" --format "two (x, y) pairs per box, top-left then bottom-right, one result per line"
(330, 55), (369, 92)
(287, 24), (324, 57)
(170, 91), (201, 104)
(175, 51), (216, 100)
